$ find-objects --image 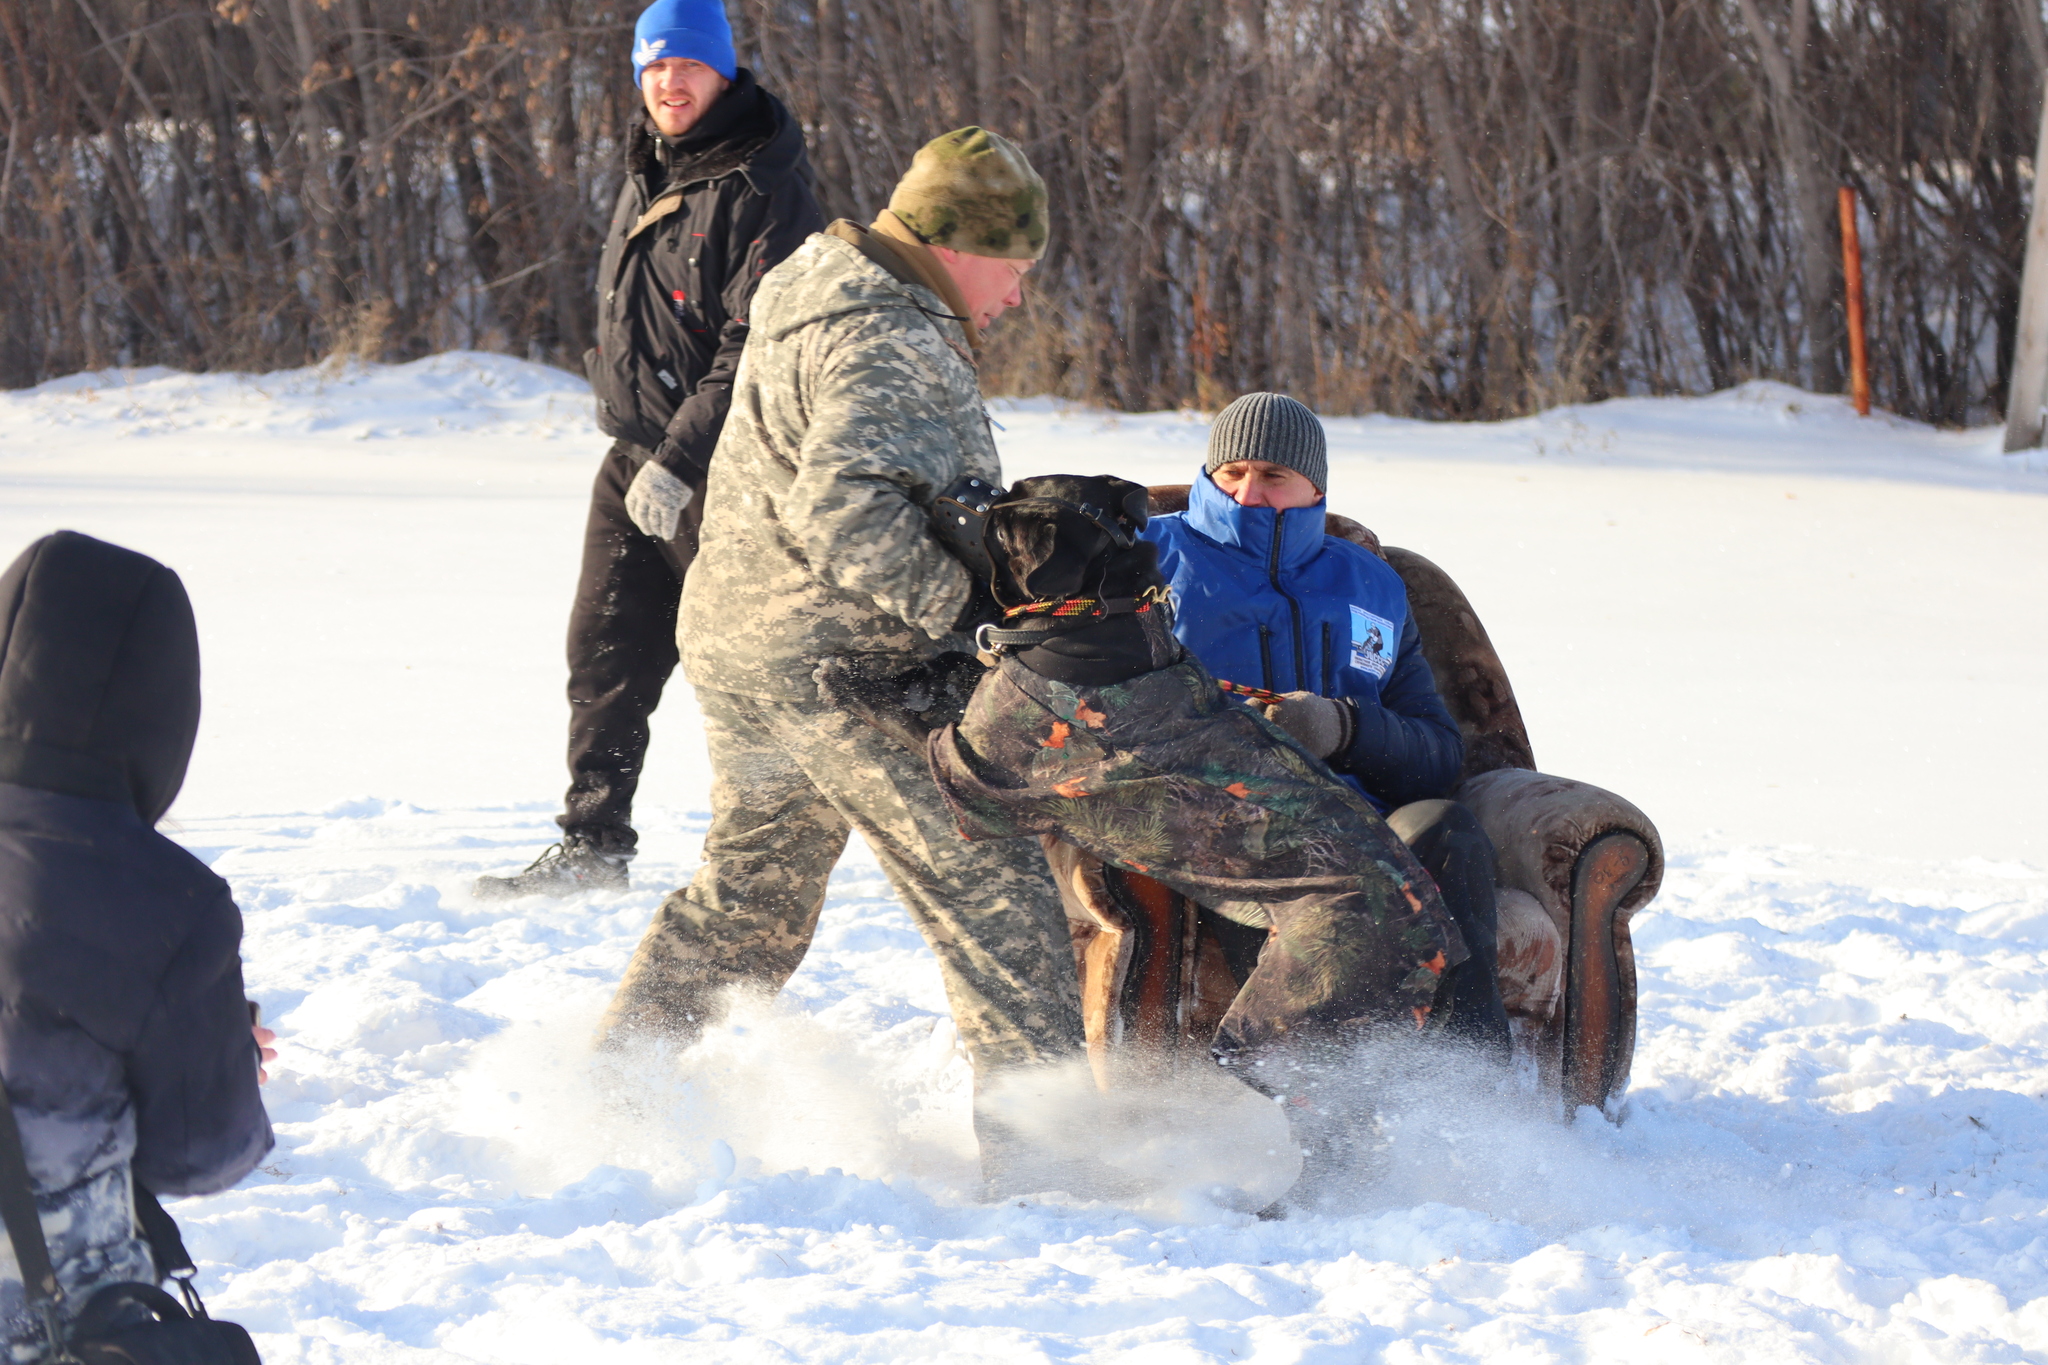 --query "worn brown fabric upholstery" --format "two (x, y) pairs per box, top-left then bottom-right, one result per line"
(1458, 766), (1662, 1107)
(1382, 549), (1536, 781)
(1458, 768), (1664, 922)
